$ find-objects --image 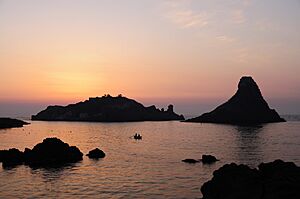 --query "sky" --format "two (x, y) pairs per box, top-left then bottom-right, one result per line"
(0, 0), (300, 117)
